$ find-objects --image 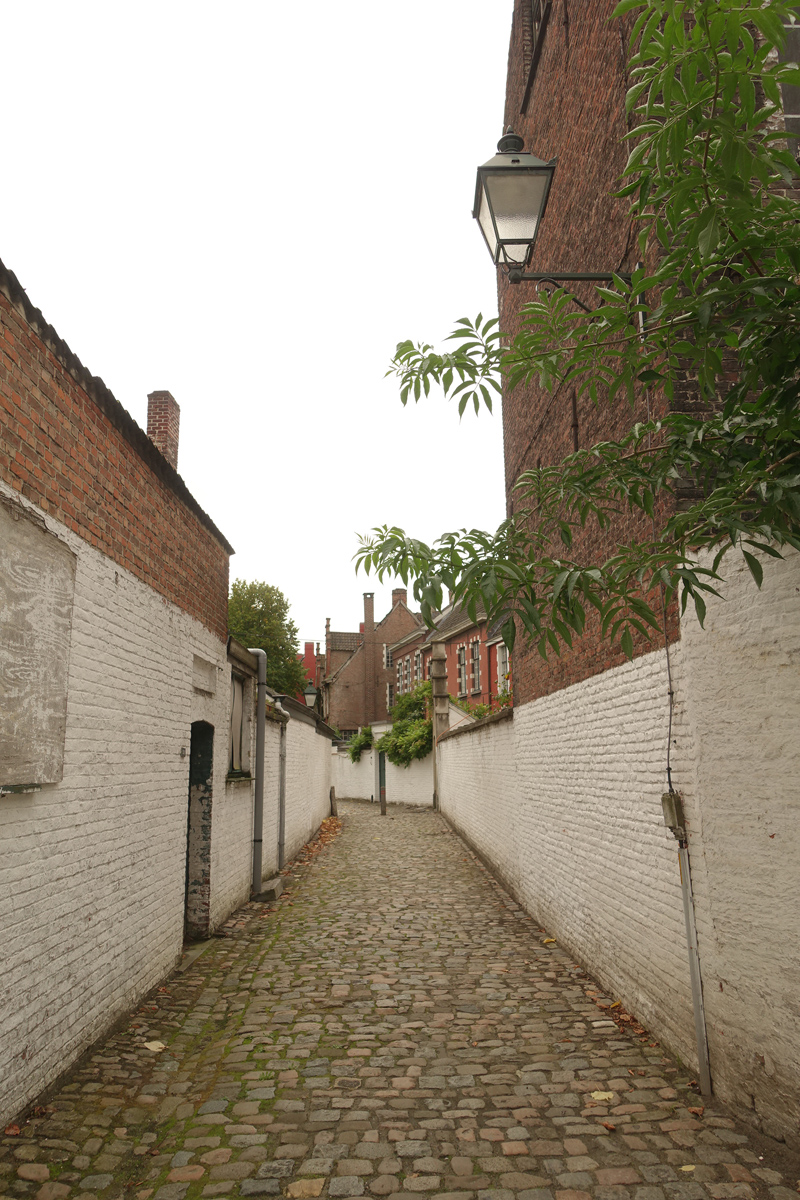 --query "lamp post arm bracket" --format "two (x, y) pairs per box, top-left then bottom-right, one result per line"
(508, 270), (632, 284)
